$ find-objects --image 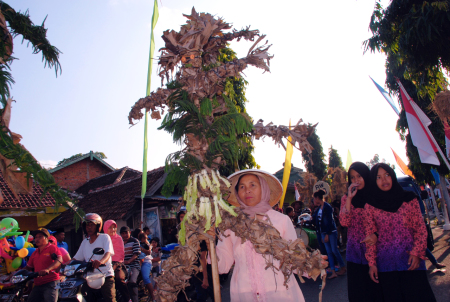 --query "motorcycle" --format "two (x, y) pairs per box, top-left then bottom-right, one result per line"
(57, 247), (106, 302)
(0, 269), (39, 302)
